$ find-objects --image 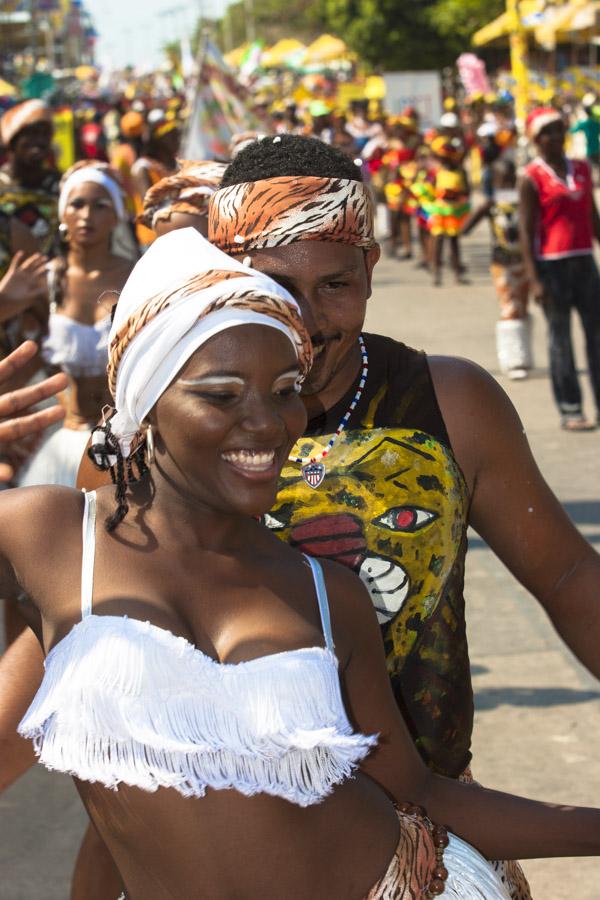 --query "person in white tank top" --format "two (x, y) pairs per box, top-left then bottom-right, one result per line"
(17, 160), (133, 490)
(0, 231), (599, 900)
